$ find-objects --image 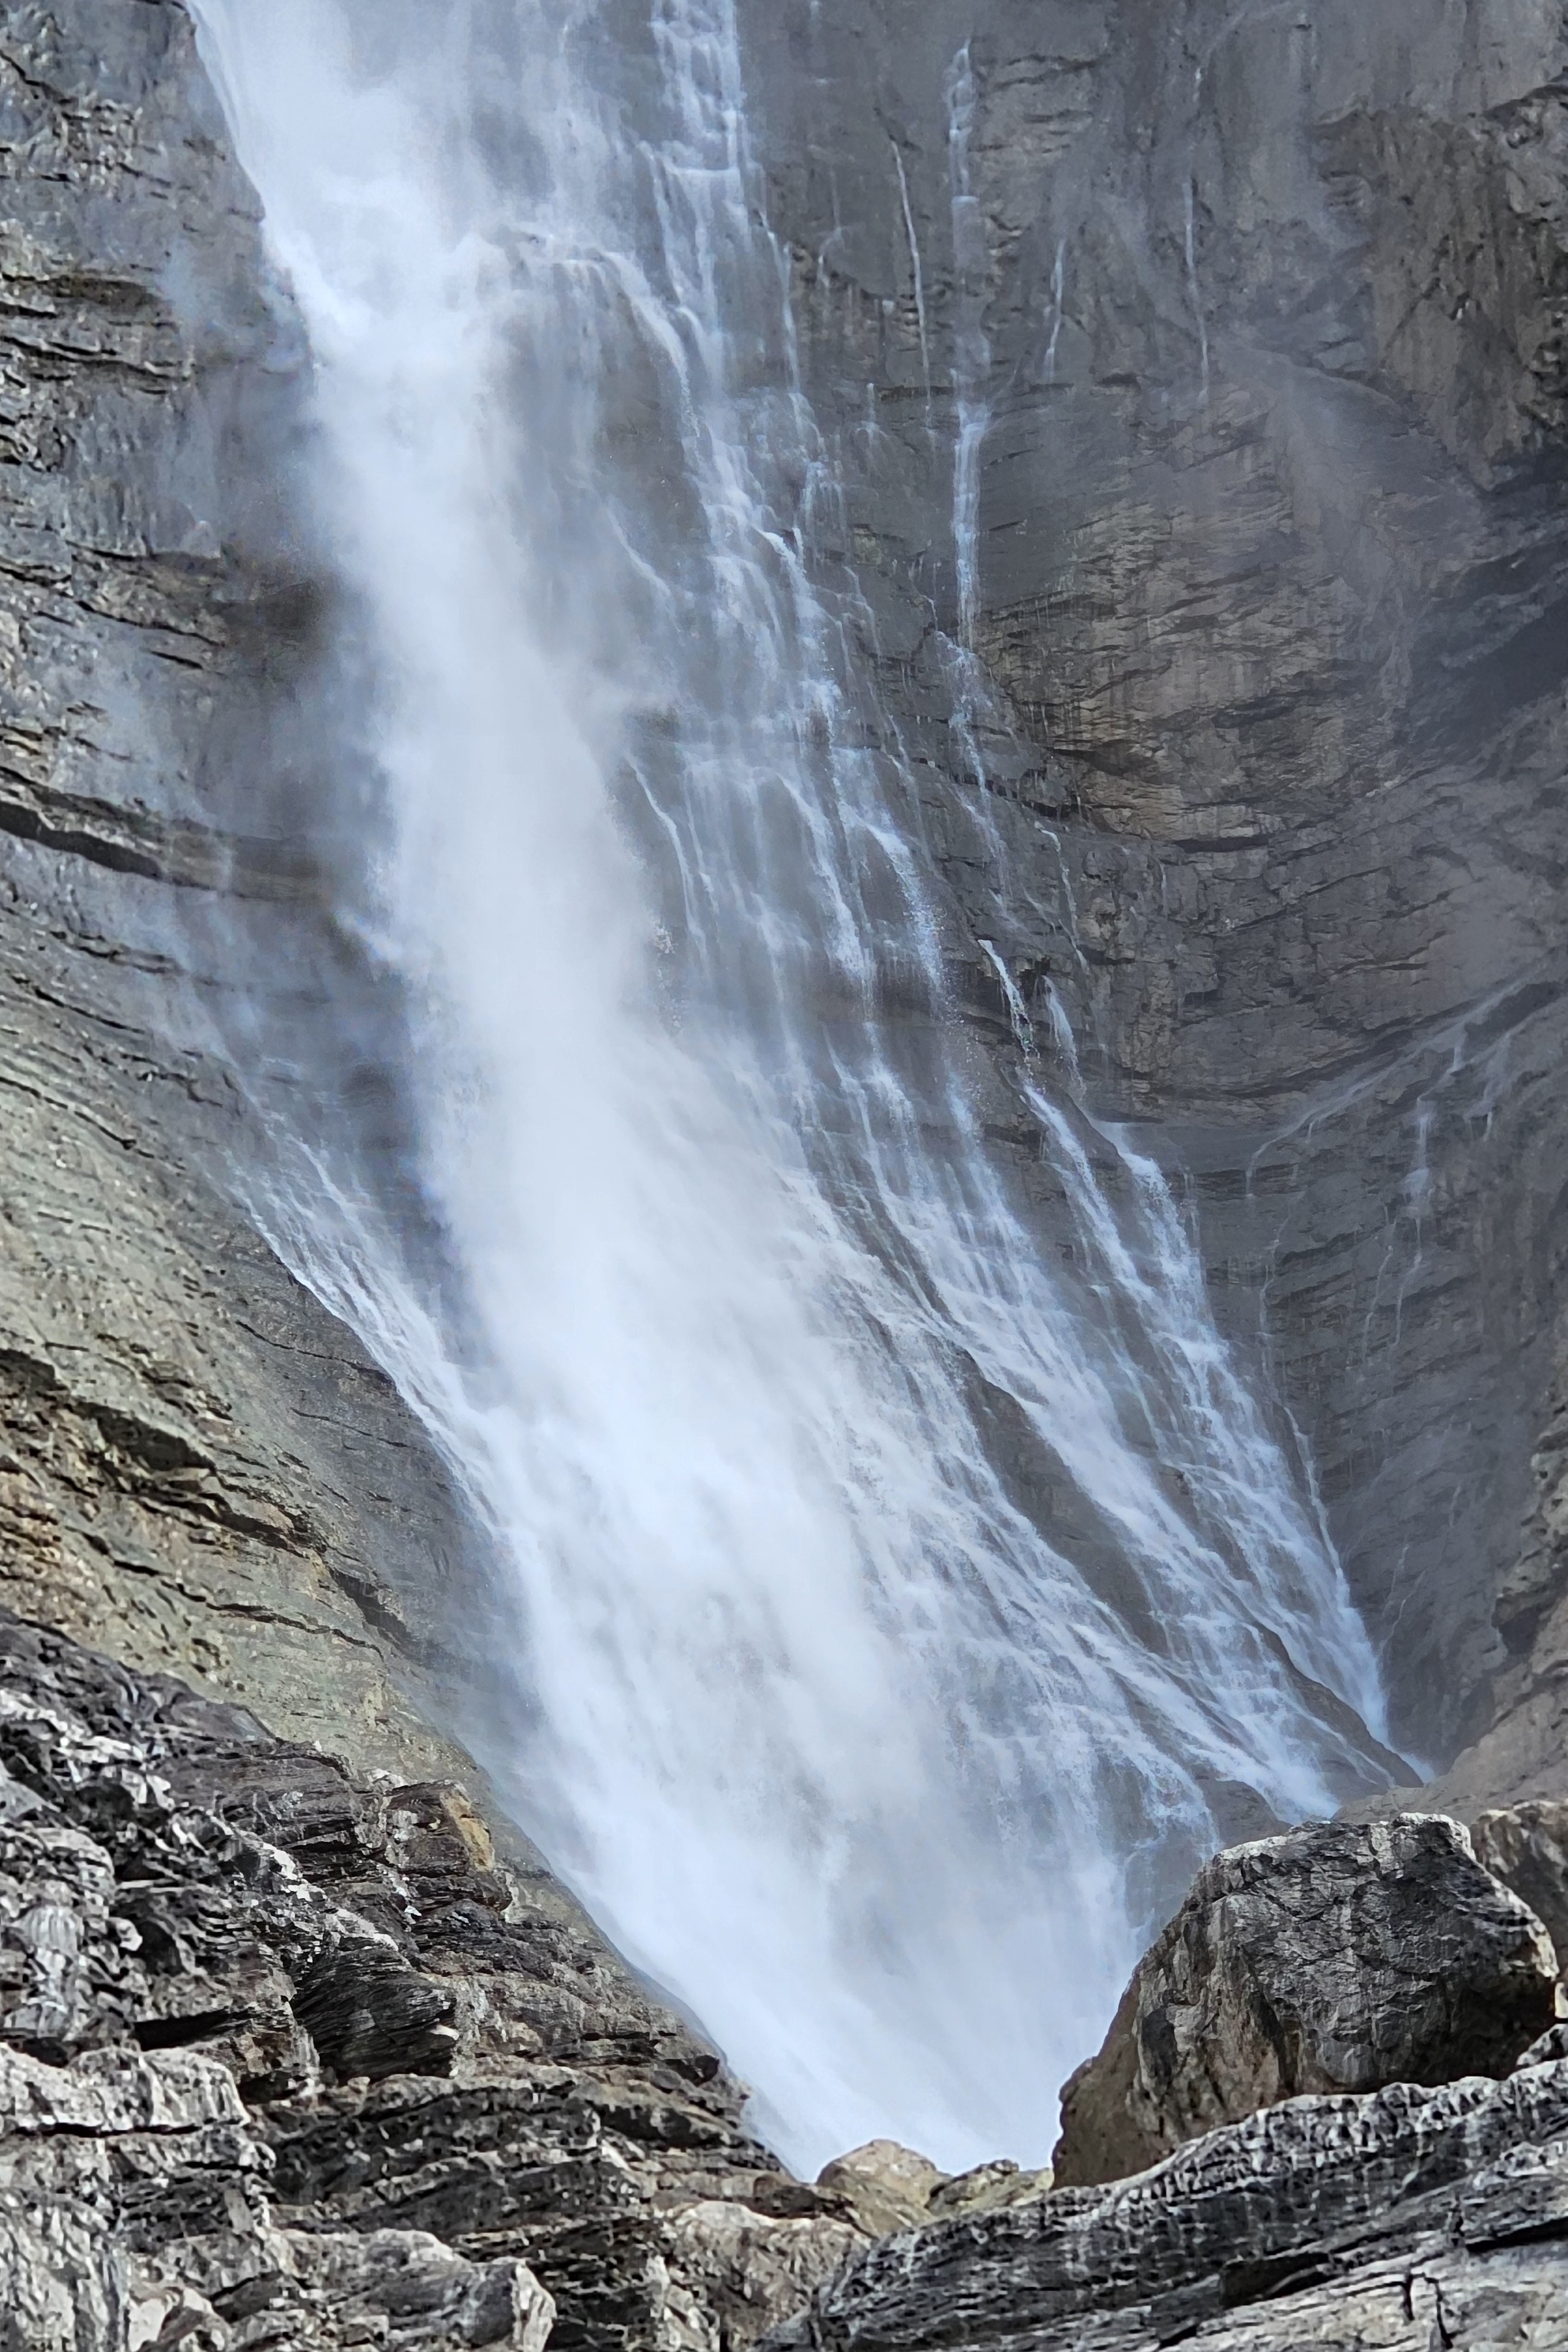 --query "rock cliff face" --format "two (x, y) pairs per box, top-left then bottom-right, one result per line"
(0, 0), (1562, 1921)
(735, 0), (1568, 1770)
(0, 0), (496, 1780)
(3, 2), (1568, 2344)
(1051, 1814), (1559, 2187)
